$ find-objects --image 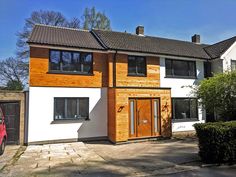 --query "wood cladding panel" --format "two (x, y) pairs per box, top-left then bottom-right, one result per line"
(108, 88), (172, 142)
(108, 88), (116, 142)
(115, 54), (160, 87)
(29, 47), (108, 87)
